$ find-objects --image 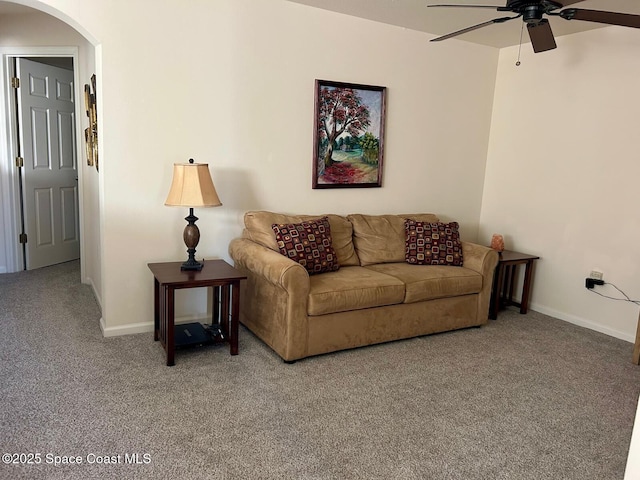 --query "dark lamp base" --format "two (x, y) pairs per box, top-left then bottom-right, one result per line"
(181, 259), (203, 271)
(181, 208), (203, 271)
